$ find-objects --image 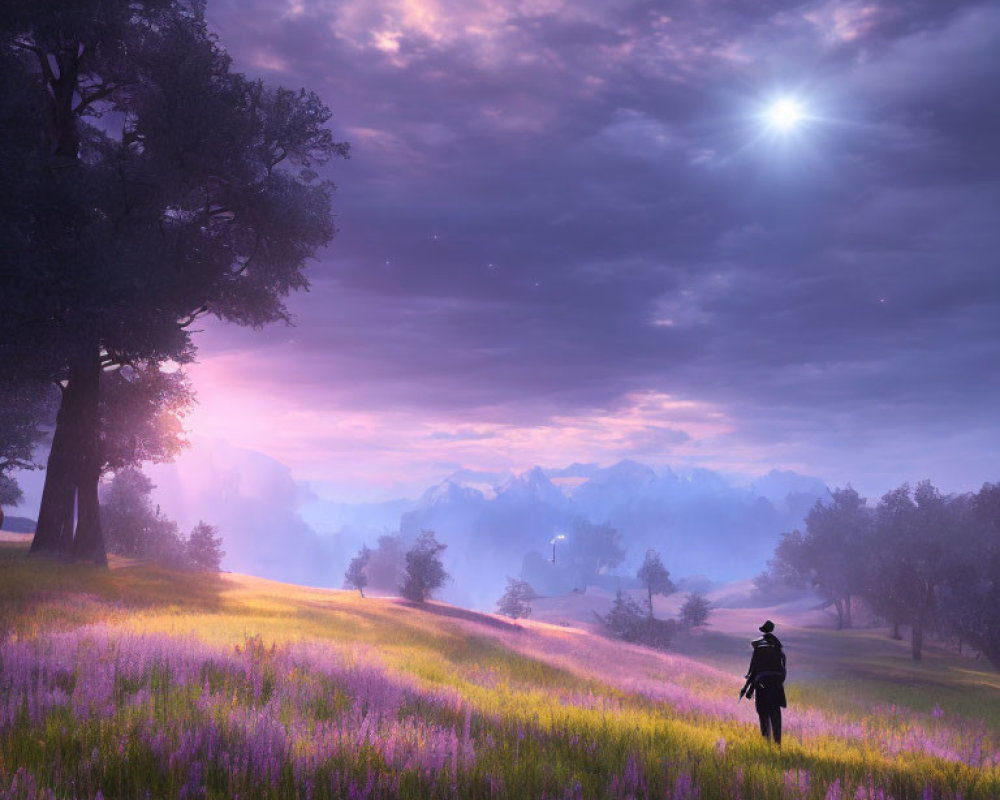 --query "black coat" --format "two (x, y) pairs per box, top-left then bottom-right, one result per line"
(746, 635), (786, 709)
